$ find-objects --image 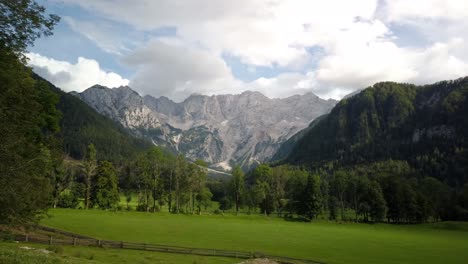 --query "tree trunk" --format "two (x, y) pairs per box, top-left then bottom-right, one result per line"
(85, 175), (91, 210)
(168, 171), (173, 213)
(235, 193), (239, 216)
